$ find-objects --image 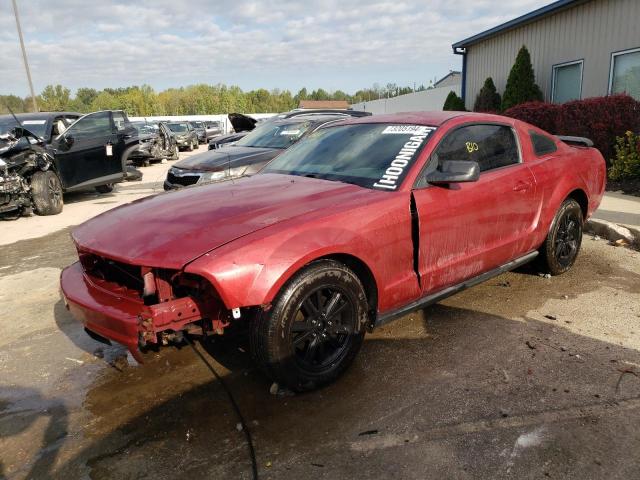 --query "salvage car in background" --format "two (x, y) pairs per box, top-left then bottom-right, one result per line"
(188, 121), (207, 144)
(61, 111), (606, 392)
(129, 120), (179, 166)
(0, 110), (134, 217)
(208, 112), (257, 150)
(204, 120), (223, 140)
(0, 112), (81, 144)
(164, 110), (371, 189)
(166, 121), (198, 151)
